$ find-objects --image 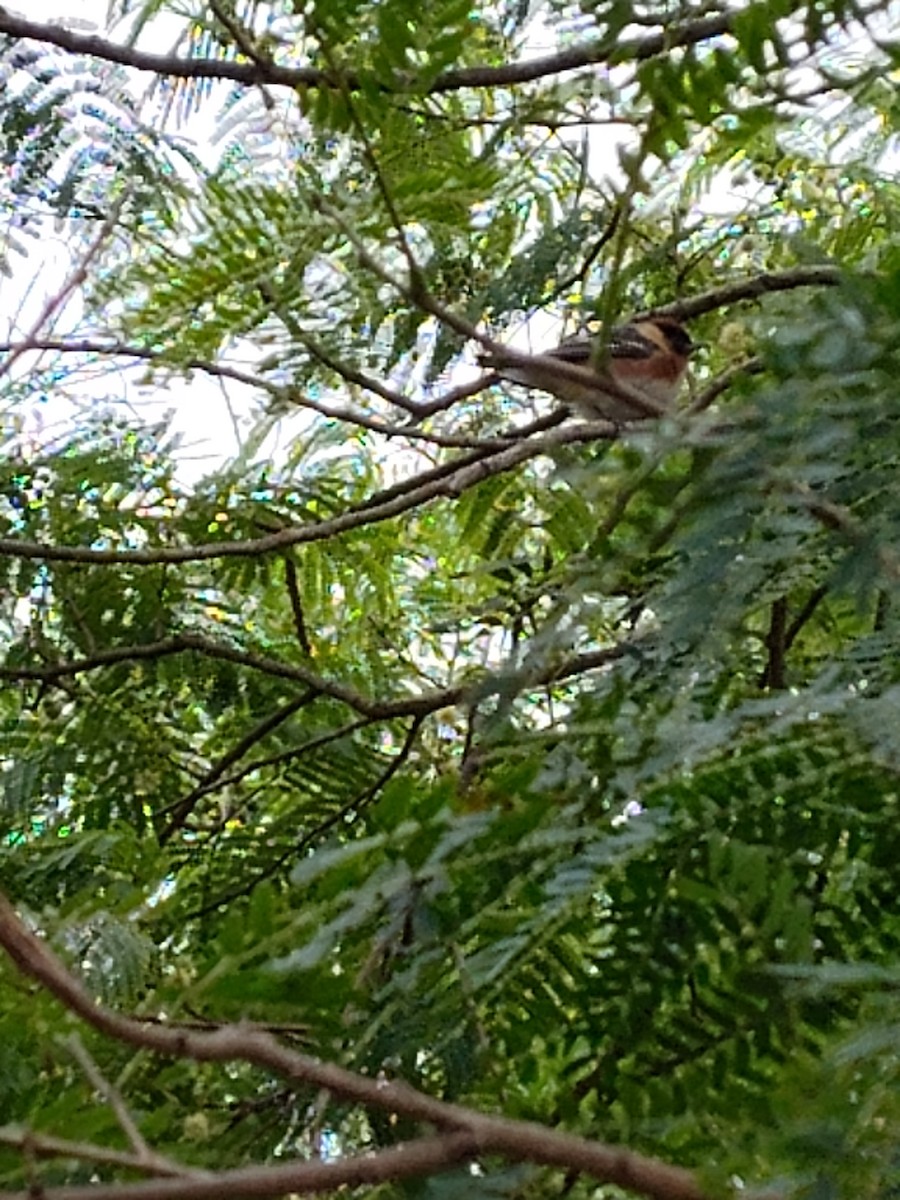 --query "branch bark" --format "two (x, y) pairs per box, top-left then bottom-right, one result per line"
(0, 889), (709, 1200)
(0, 1132), (477, 1200)
(0, 9), (732, 96)
(0, 630), (632, 722)
(0, 420), (620, 567)
(649, 266), (842, 322)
